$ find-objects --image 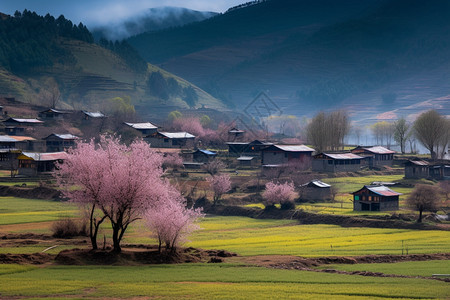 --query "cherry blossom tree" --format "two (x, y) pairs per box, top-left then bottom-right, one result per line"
(56, 136), (167, 253)
(263, 181), (295, 209)
(207, 173), (231, 205)
(145, 188), (203, 253)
